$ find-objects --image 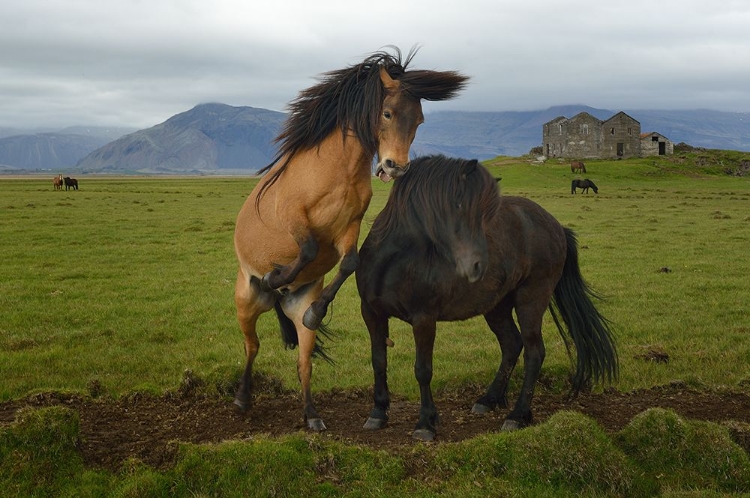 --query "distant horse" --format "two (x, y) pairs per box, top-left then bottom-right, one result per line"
(63, 177), (78, 191)
(53, 174), (63, 190)
(233, 48), (468, 431)
(357, 155), (617, 441)
(571, 161), (586, 173)
(571, 178), (598, 194)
